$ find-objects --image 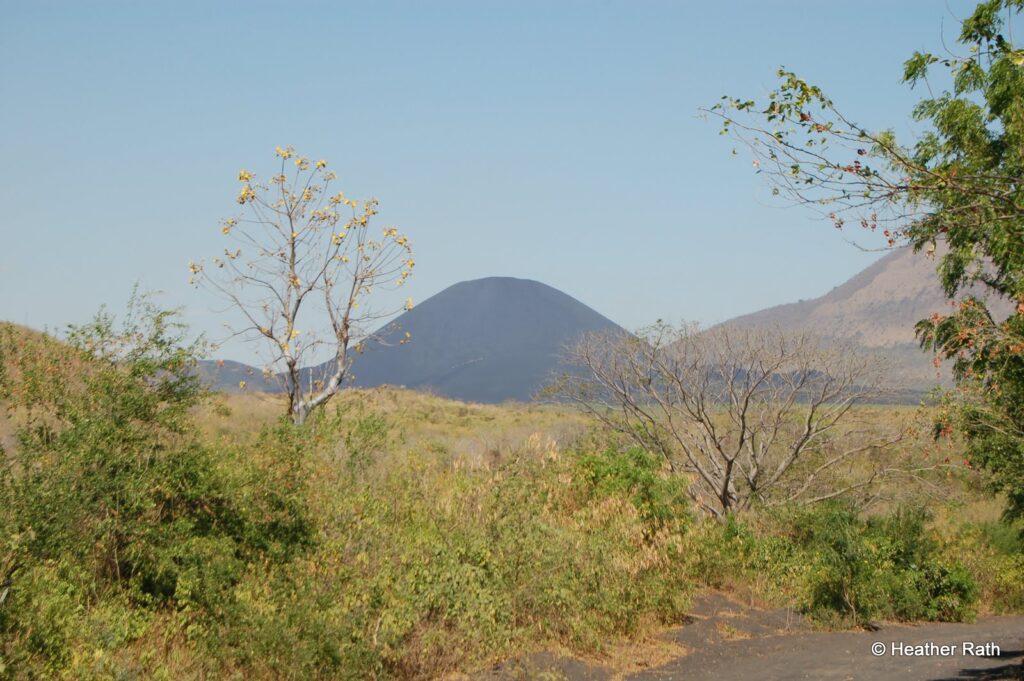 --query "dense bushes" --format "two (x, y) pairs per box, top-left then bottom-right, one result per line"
(201, 441), (695, 679)
(574, 447), (691, 538)
(0, 309), (697, 679)
(789, 504), (977, 624)
(686, 502), (980, 627)
(942, 520), (1024, 615)
(0, 308), (315, 678)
